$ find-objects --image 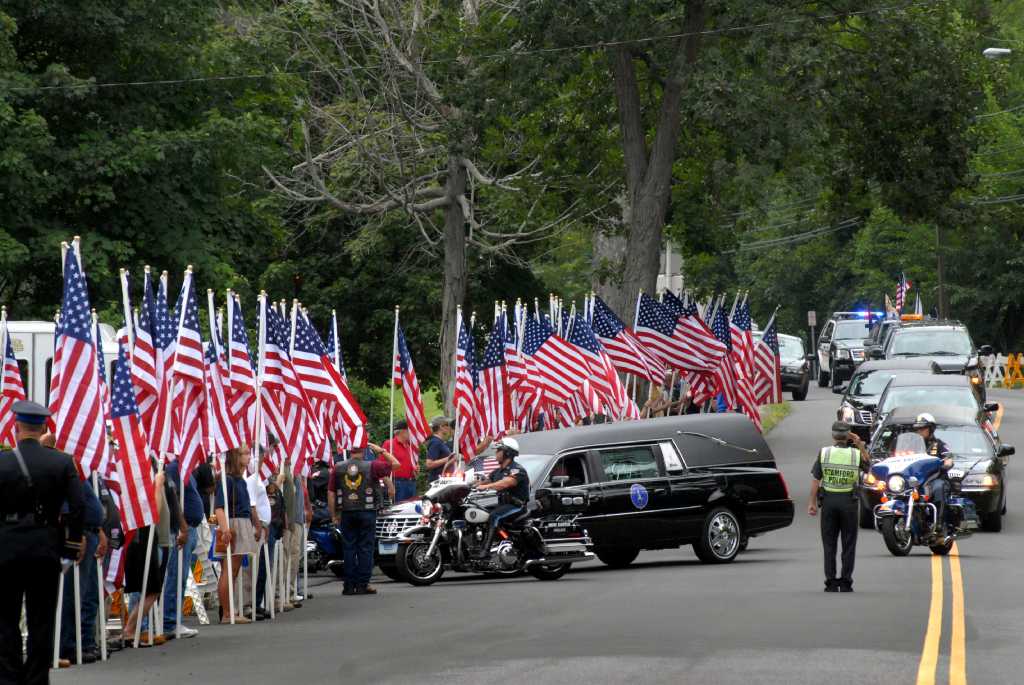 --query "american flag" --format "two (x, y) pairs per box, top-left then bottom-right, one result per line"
(635, 293), (716, 373)
(521, 316), (590, 403)
(754, 314), (783, 405)
(709, 302), (738, 410)
(591, 296), (665, 383)
(293, 310), (364, 445)
(49, 248), (109, 478)
(326, 309), (346, 381)
(204, 341), (241, 454)
(259, 301), (314, 470)
(566, 313), (636, 418)
(895, 272), (911, 313)
(226, 294), (257, 443)
(146, 273), (178, 456)
(392, 324), (430, 447)
(170, 273), (206, 483)
(477, 318), (512, 437)
(108, 342), (158, 532)
(128, 270), (159, 430)
(0, 316), (26, 446)
(454, 315), (483, 456)
(503, 312), (528, 391)
(727, 299), (761, 430)
(662, 291), (729, 368)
